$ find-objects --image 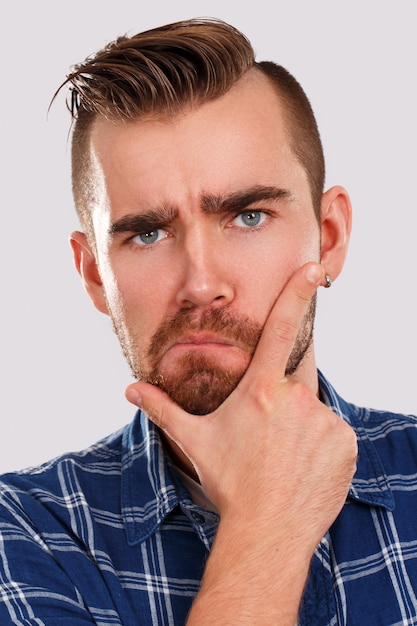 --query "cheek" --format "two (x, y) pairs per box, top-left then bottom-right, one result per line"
(248, 232), (320, 278)
(107, 266), (171, 341)
(243, 233), (321, 316)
